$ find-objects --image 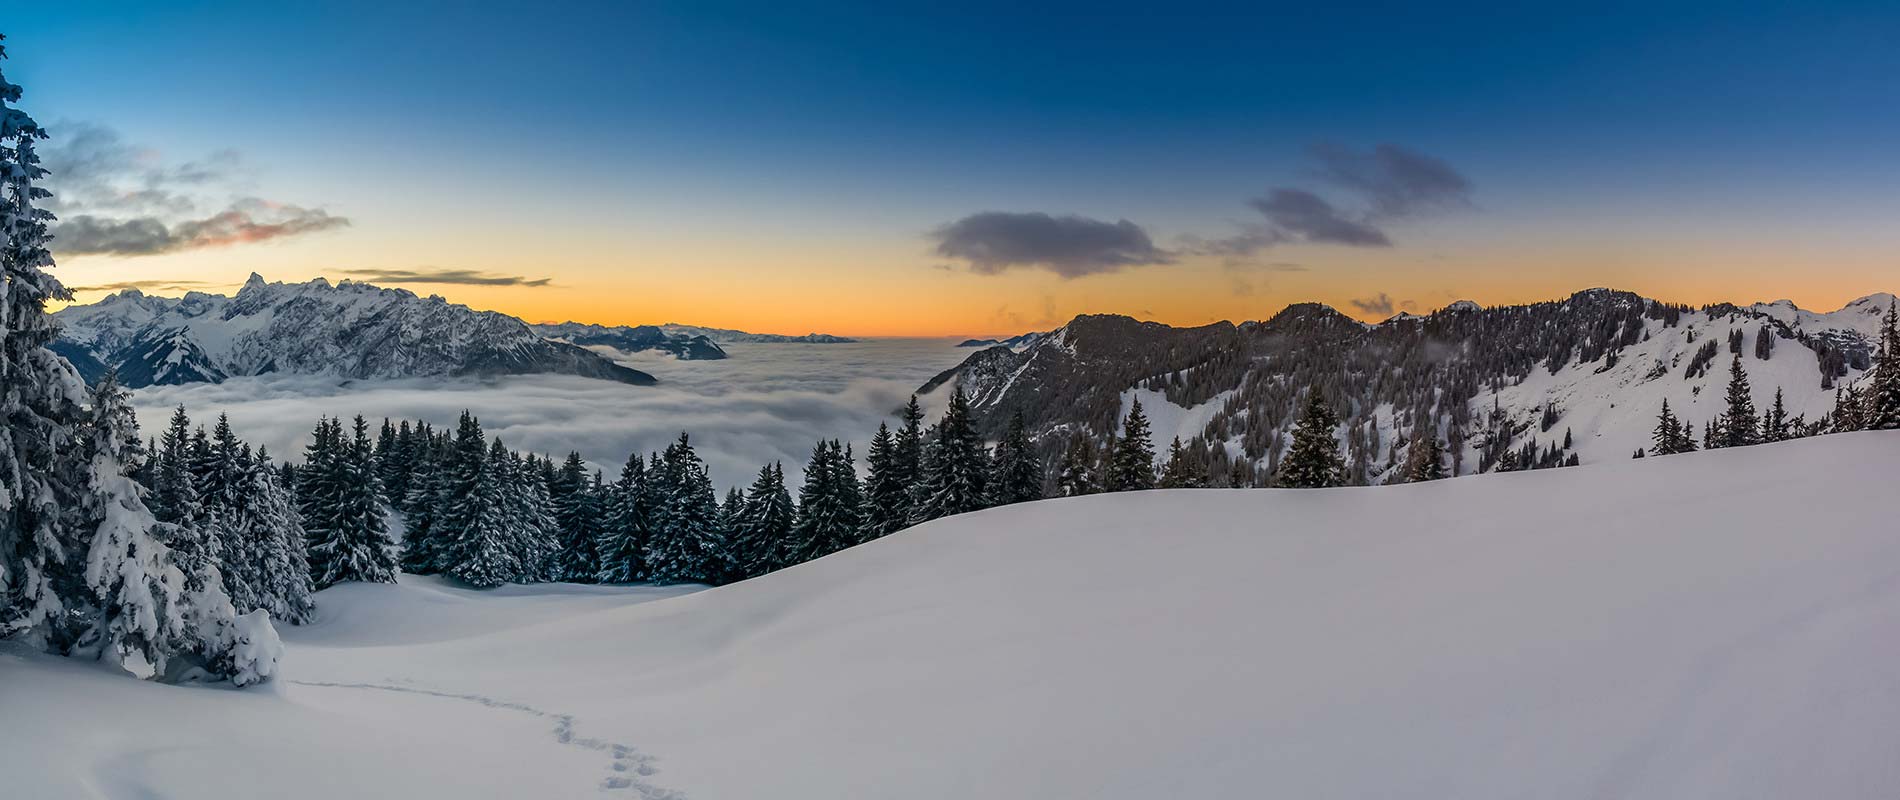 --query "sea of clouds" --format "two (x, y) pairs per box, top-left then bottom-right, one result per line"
(128, 339), (972, 489)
